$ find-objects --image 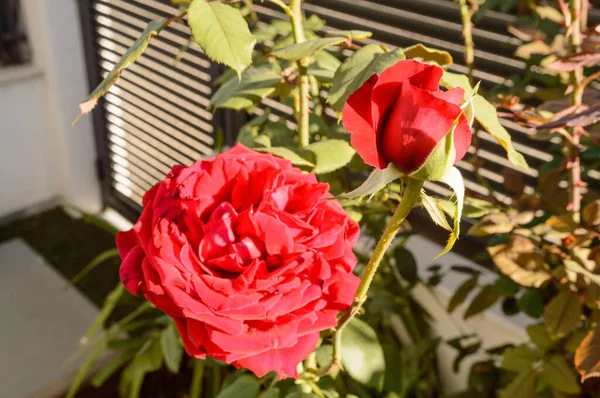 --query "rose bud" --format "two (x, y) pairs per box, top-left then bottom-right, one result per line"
(116, 144), (360, 379)
(342, 59), (472, 180)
